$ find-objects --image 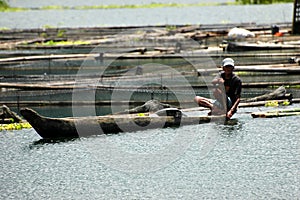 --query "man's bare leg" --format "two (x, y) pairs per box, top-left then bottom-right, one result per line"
(194, 96), (213, 109)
